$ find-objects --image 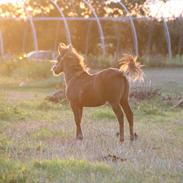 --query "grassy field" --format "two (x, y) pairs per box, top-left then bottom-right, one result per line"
(0, 65), (183, 183)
